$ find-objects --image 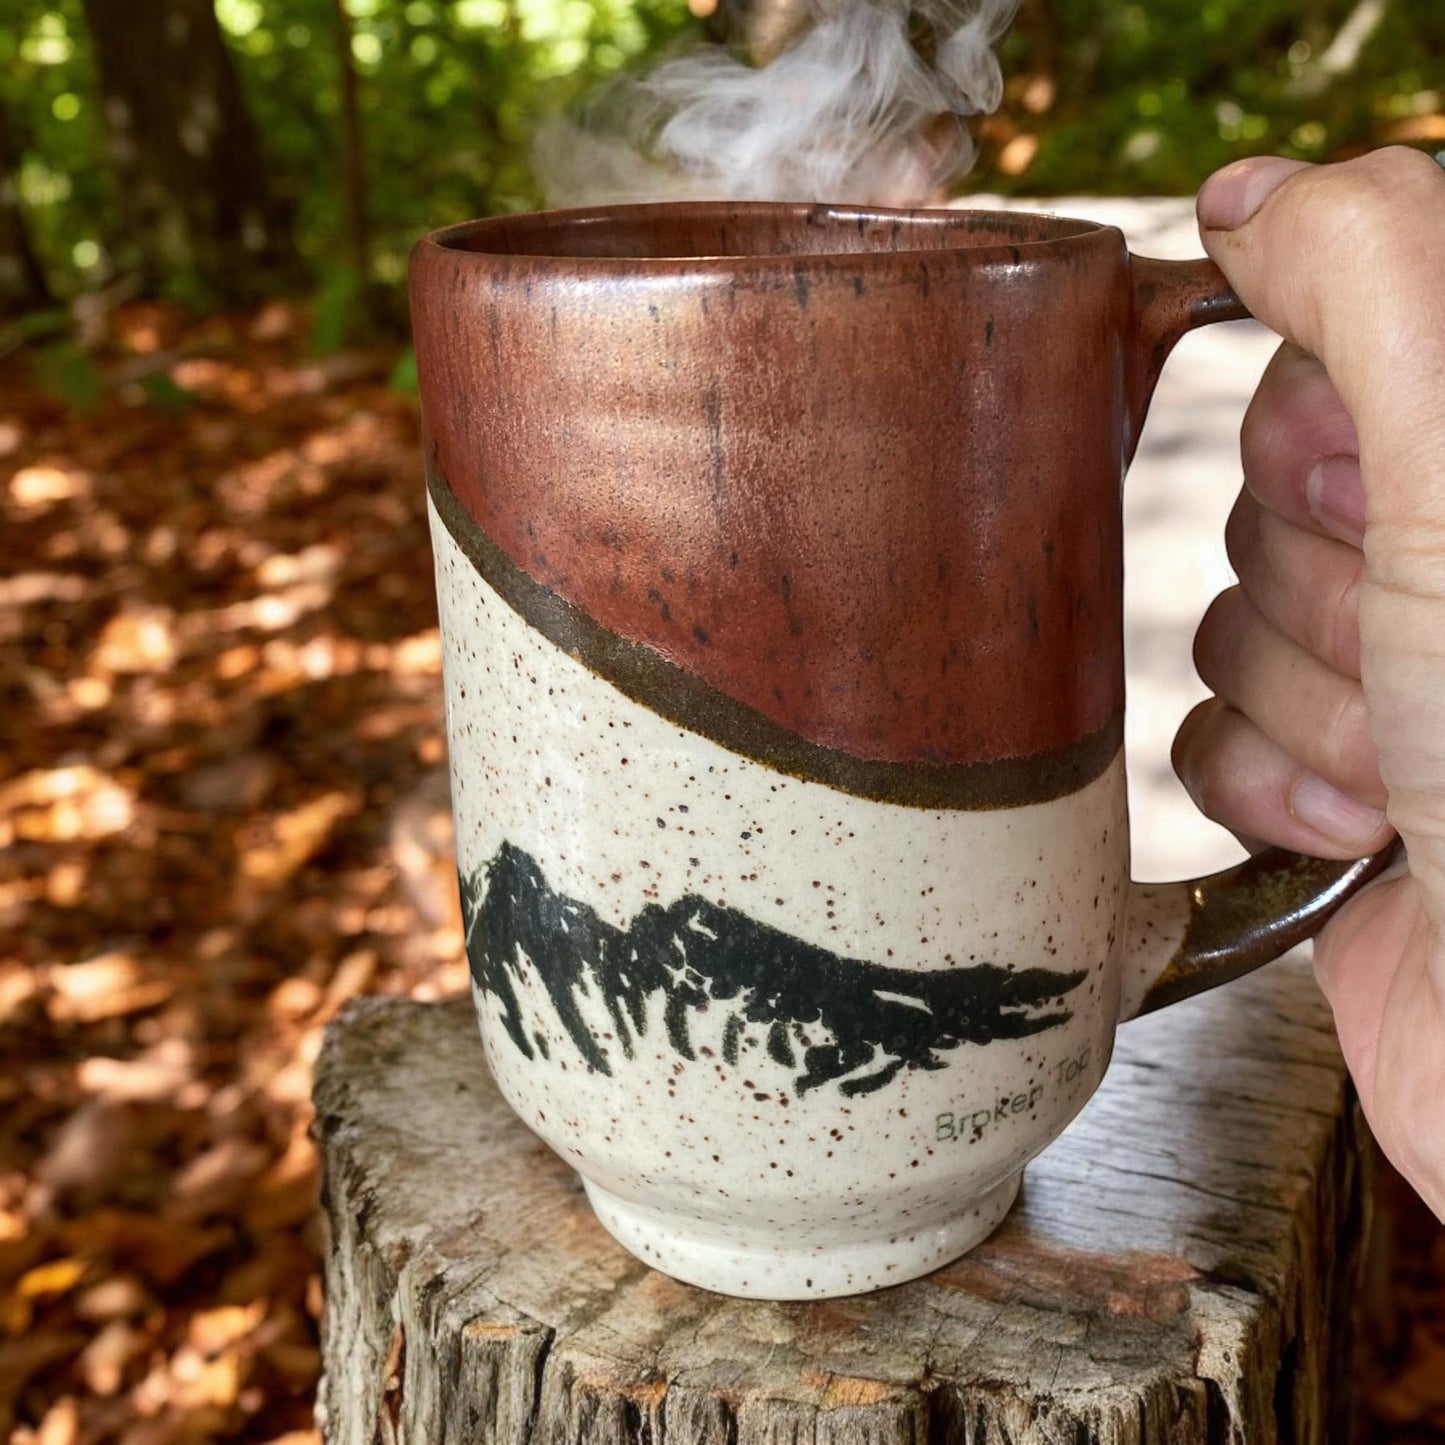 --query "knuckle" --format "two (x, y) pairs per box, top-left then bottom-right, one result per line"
(1237, 347), (1344, 501)
(1368, 518), (1445, 603)
(1223, 493), (1255, 573)
(1321, 686), (1380, 792)
(1186, 769), (1229, 824)
(1171, 699), (1213, 772)
(1322, 557), (1363, 673)
(1172, 701), (1224, 800)
(1239, 385), (1275, 483)
(1238, 370), (1301, 491)
(1193, 588), (1244, 684)
(1381, 794), (1445, 849)
(1352, 143), (1445, 191)
(1295, 147), (1440, 258)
